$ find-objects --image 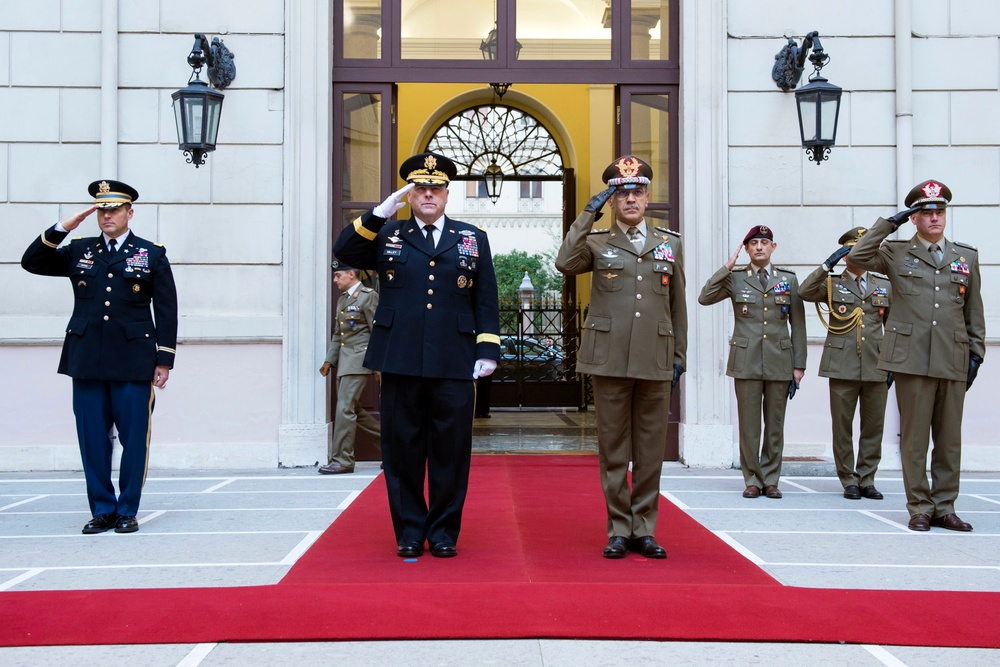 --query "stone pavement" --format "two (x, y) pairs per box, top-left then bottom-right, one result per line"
(2, 427), (999, 665)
